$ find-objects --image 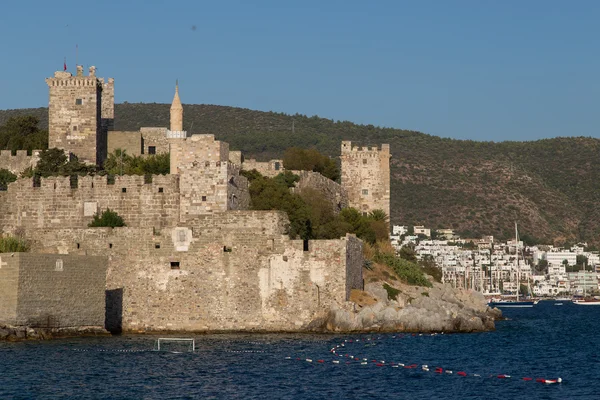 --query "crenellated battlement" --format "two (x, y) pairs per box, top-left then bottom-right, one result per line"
(341, 141), (390, 156)
(5, 174), (178, 192)
(0, 150), (40, 175)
